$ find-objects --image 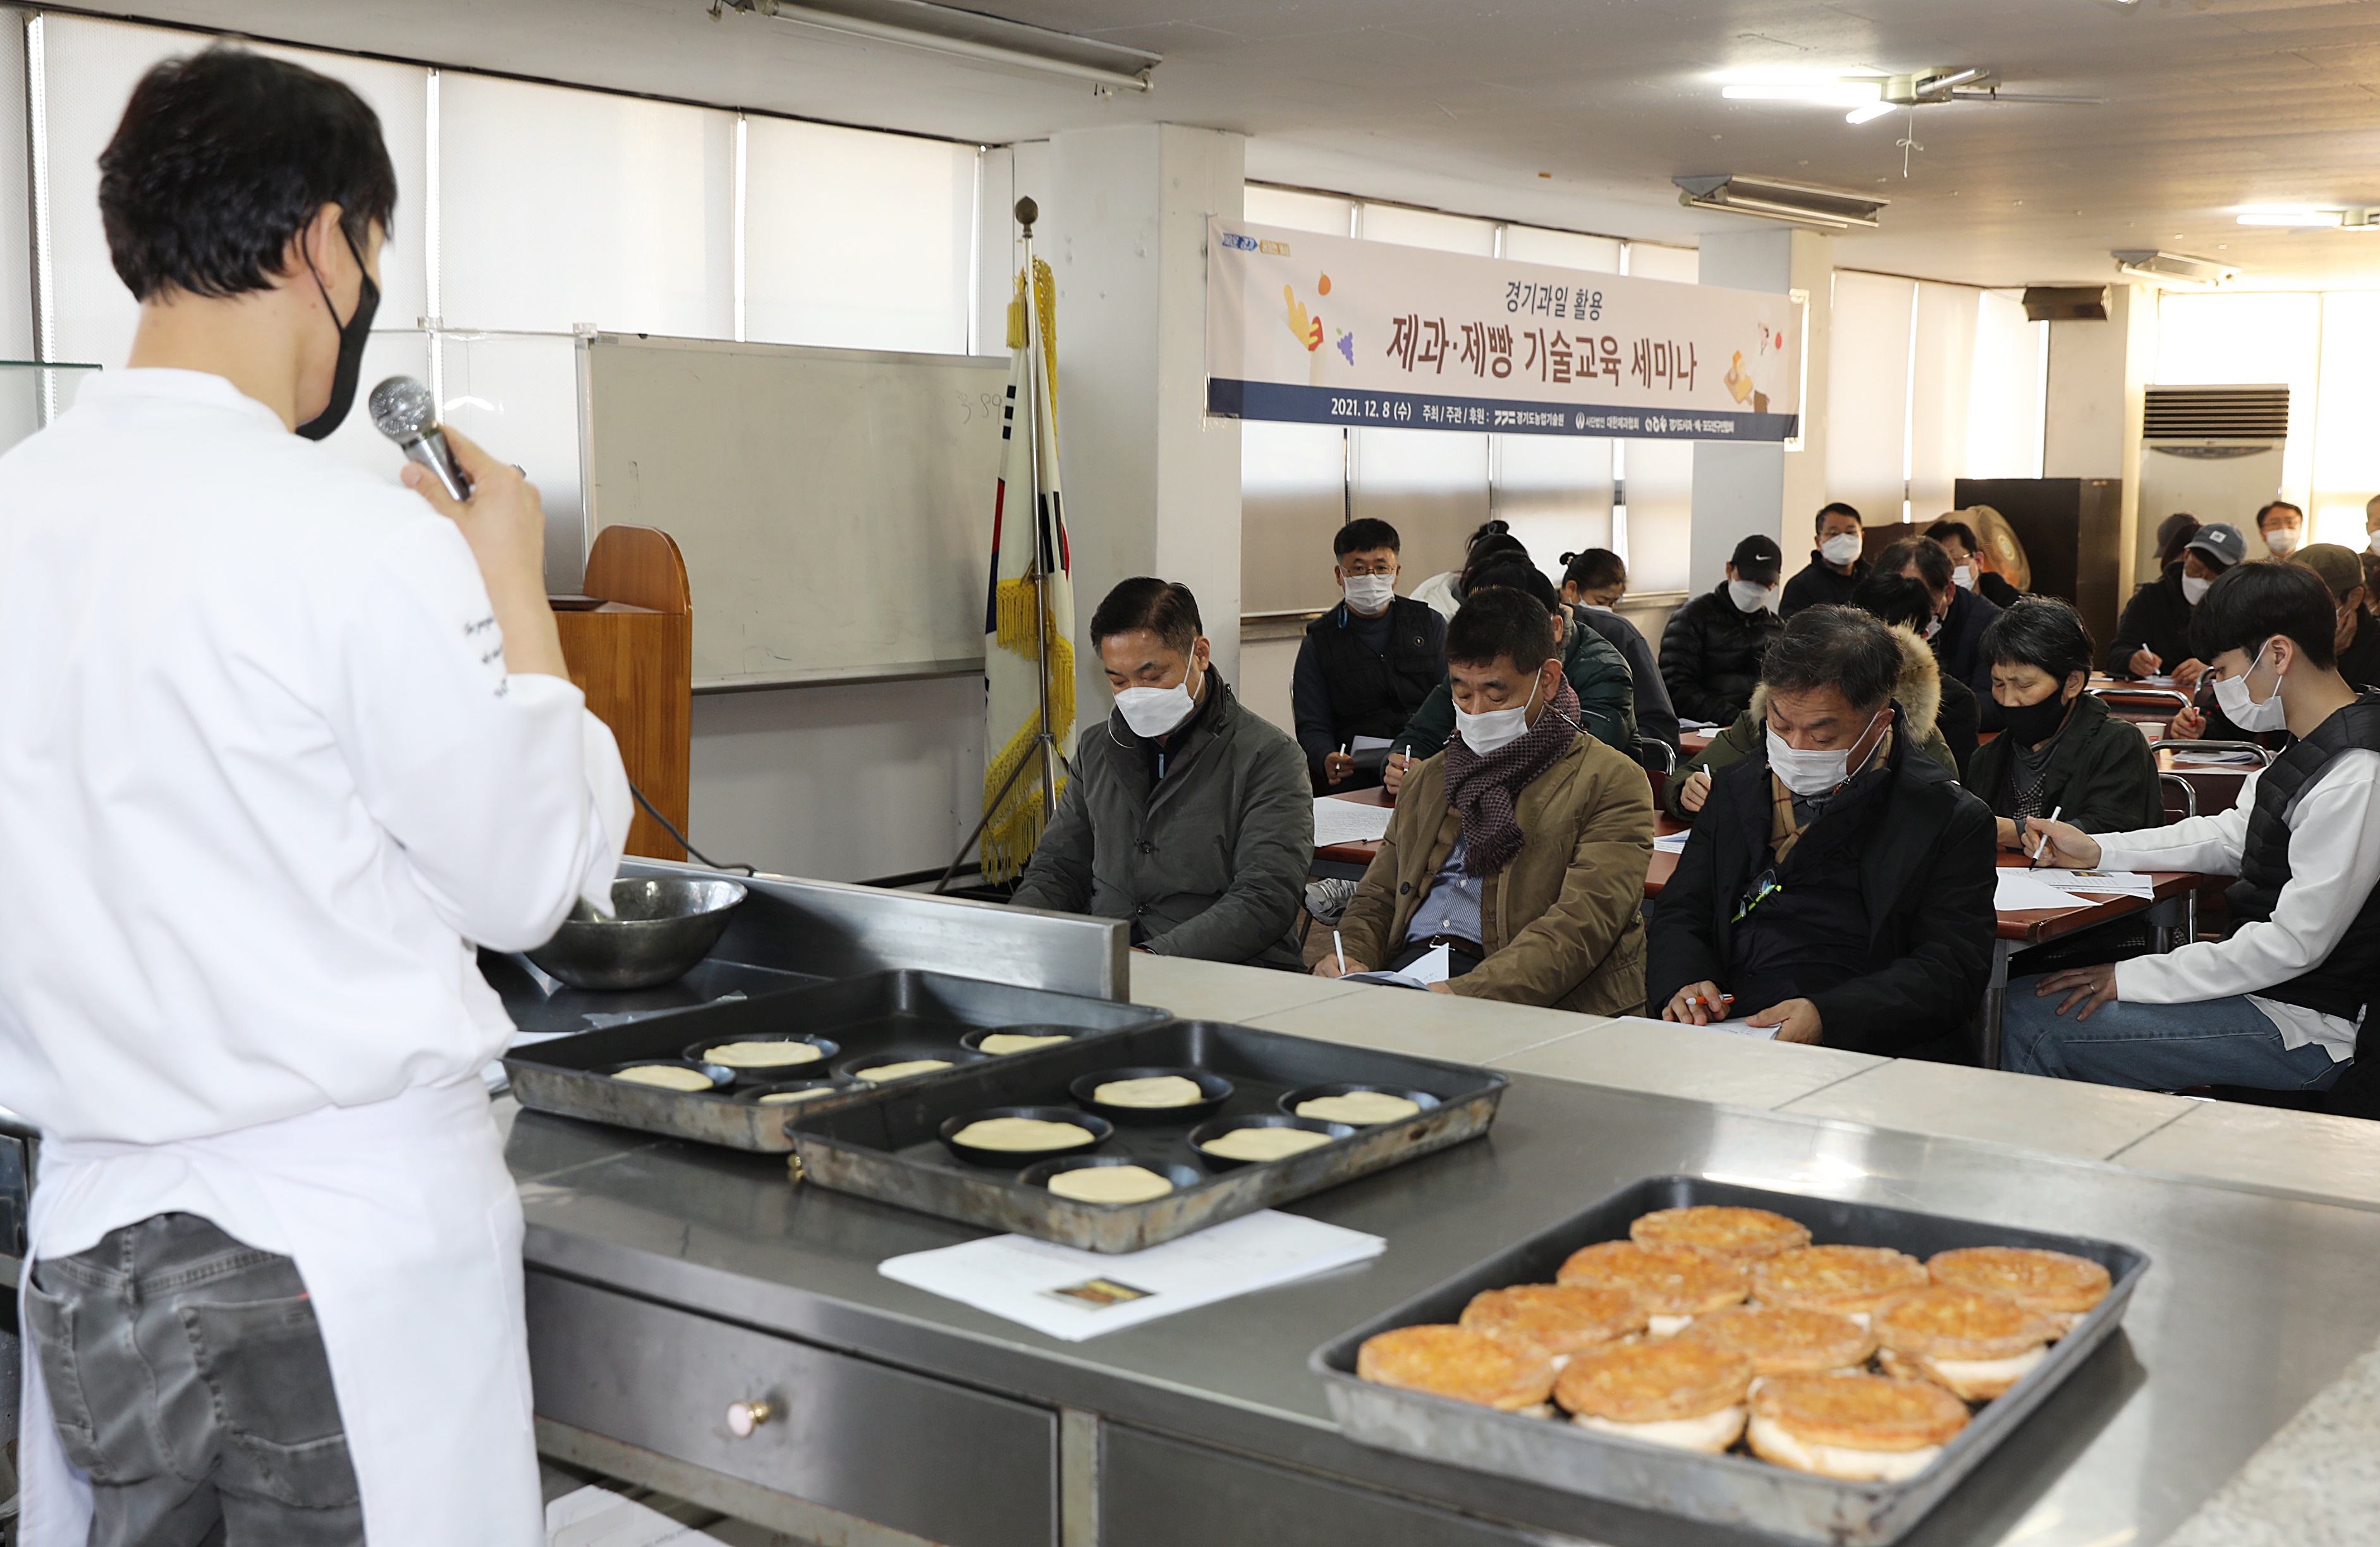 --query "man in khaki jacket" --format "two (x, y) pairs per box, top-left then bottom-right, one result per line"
(1317, 588), (1652, 1014)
